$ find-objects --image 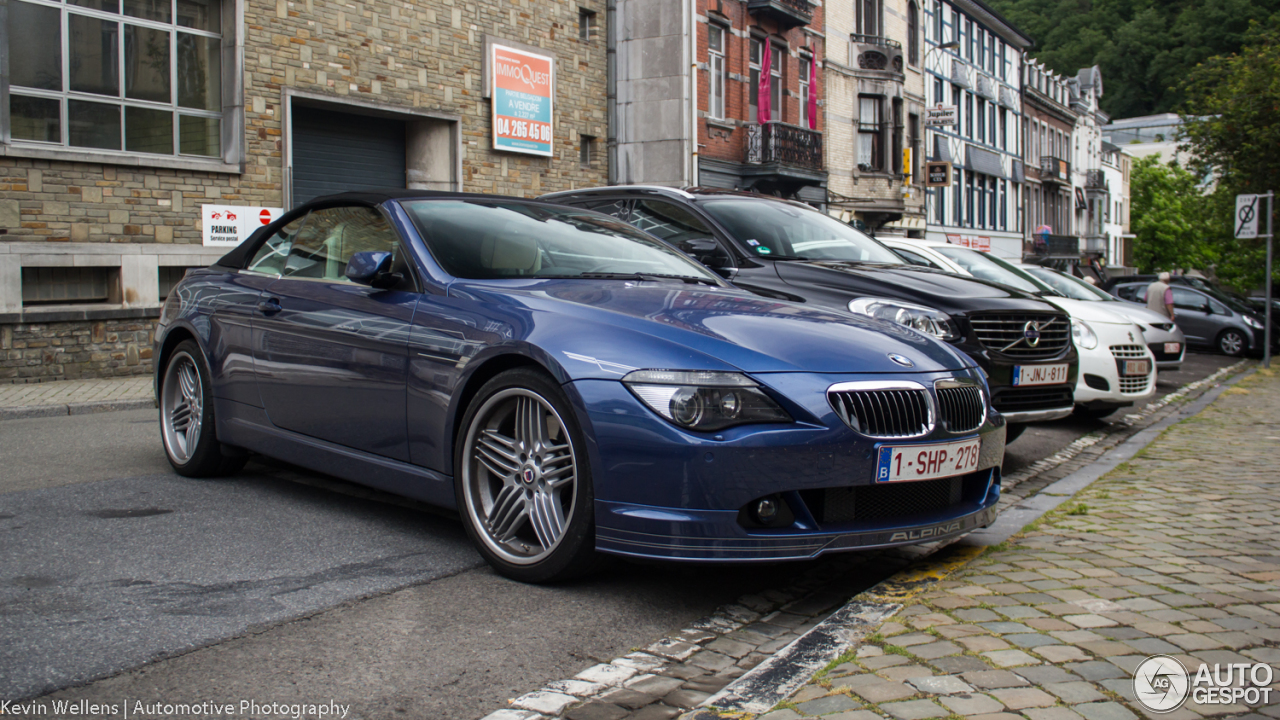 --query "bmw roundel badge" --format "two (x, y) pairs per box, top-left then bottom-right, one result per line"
(888, 353), (914, 368)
